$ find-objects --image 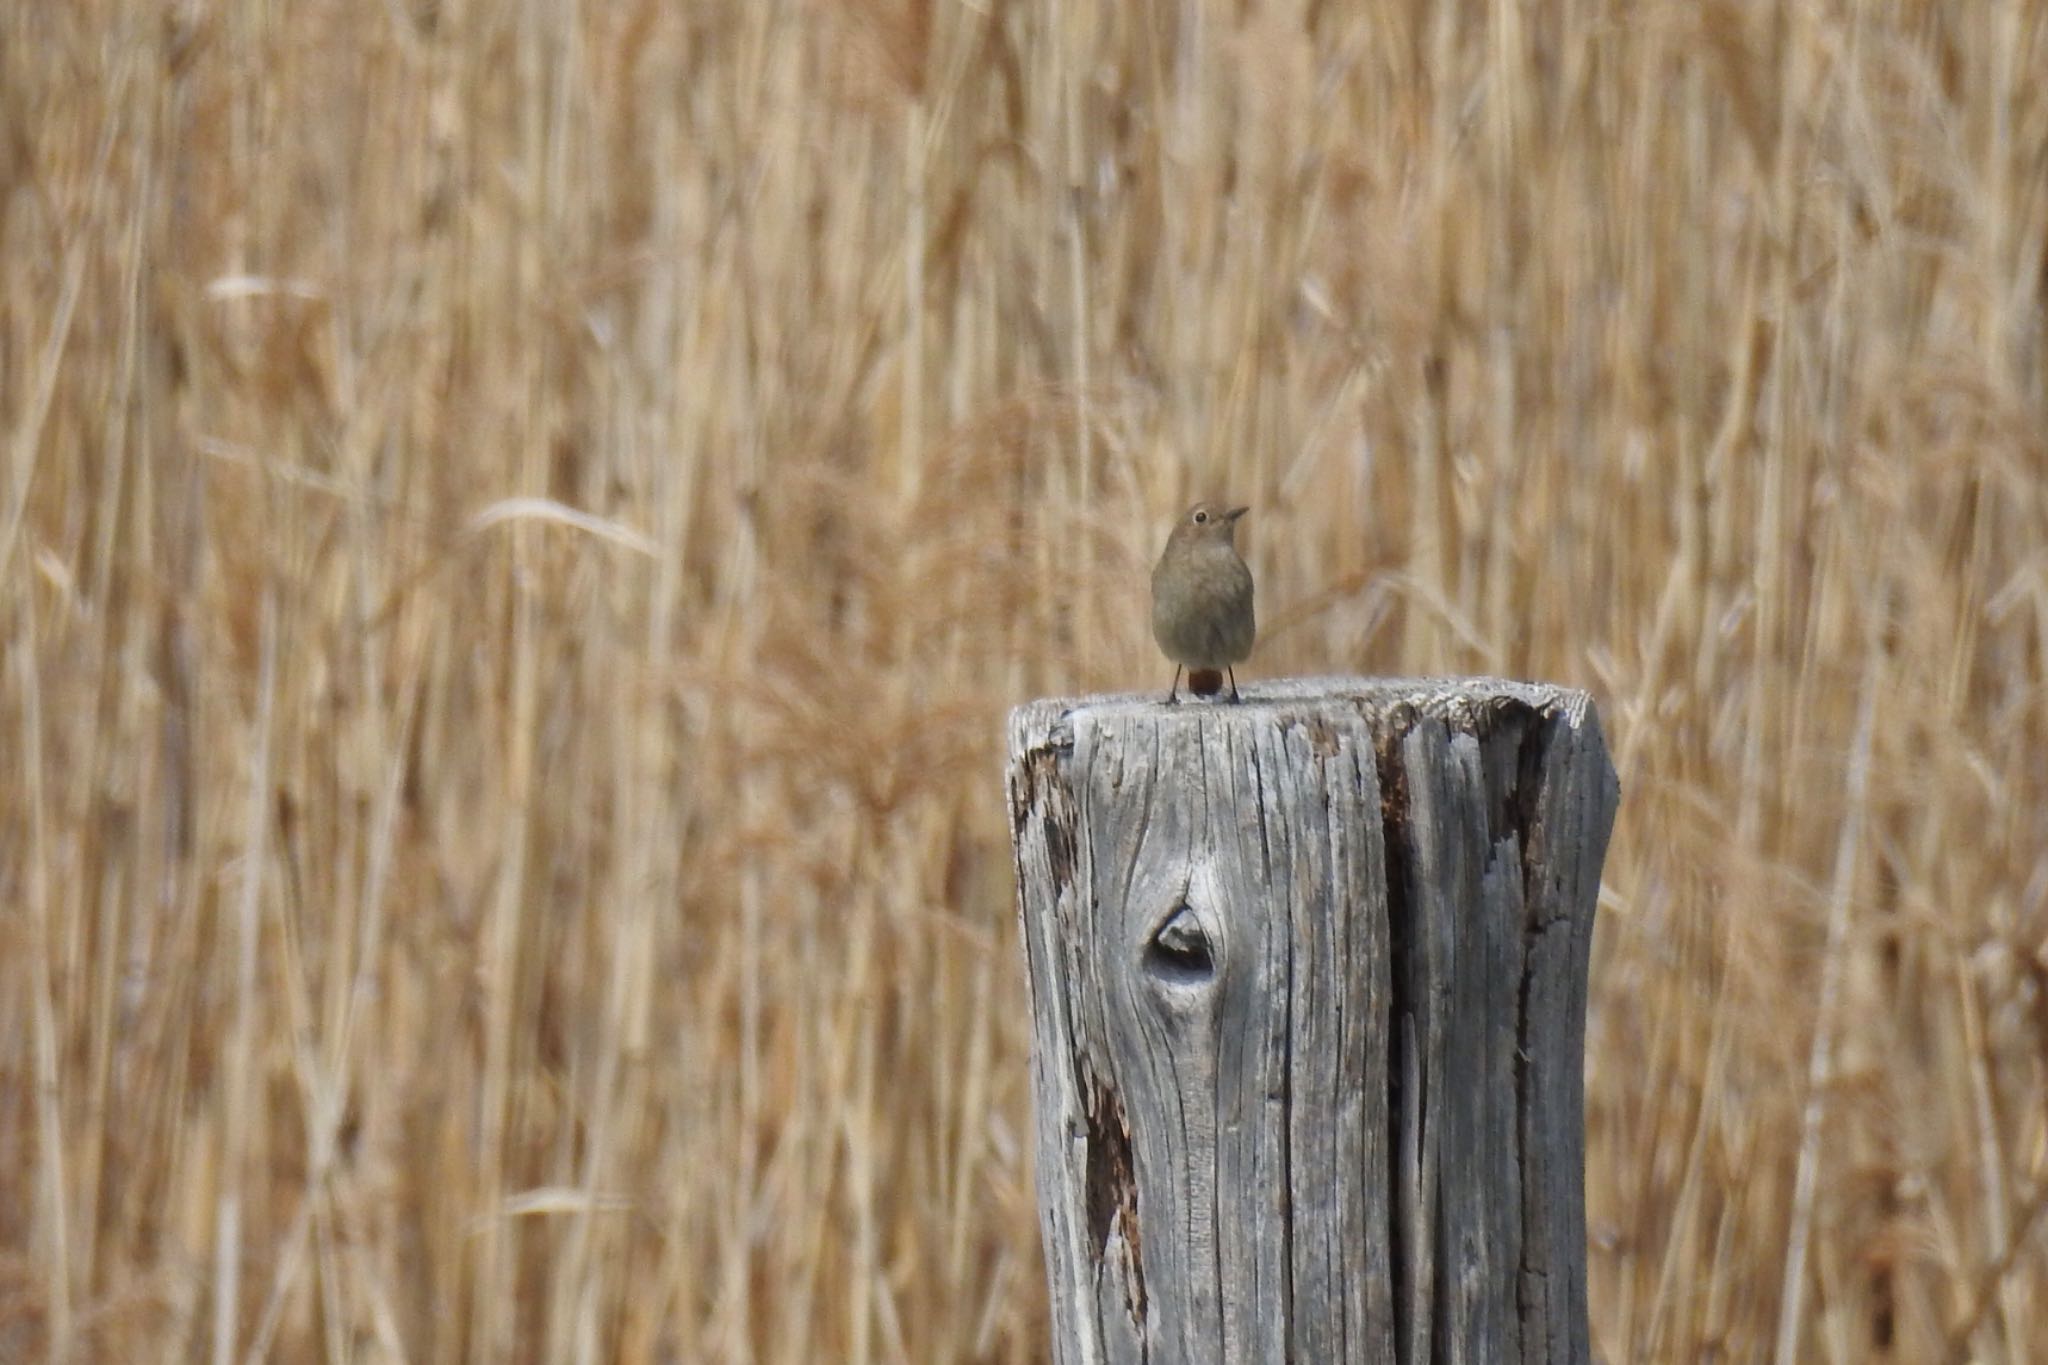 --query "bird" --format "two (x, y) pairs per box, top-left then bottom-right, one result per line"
(1150, 501), (1255, 704)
